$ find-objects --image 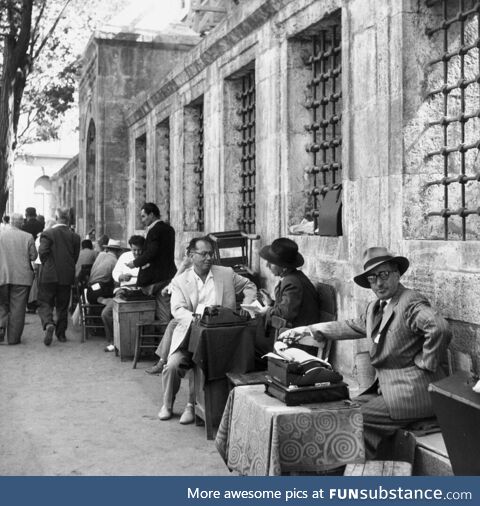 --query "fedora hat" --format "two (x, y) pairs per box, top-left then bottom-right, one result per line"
(102, 239), (125, 250)
(354, 246), (409, 288)
(259, 238), (304, 268)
